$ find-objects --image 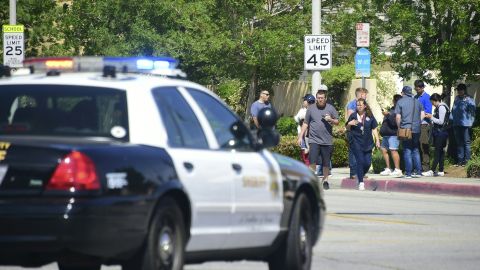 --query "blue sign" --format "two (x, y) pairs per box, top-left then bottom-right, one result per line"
(355, 48), (371, 77)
